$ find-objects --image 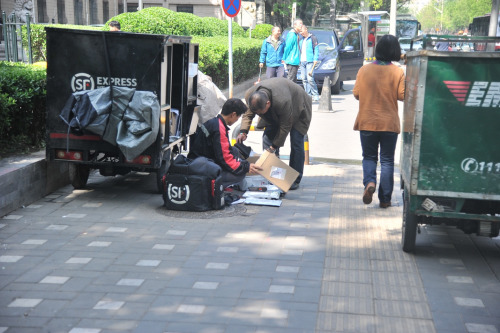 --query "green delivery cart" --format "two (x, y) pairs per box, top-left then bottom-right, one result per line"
(401, 35), (500, 252)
